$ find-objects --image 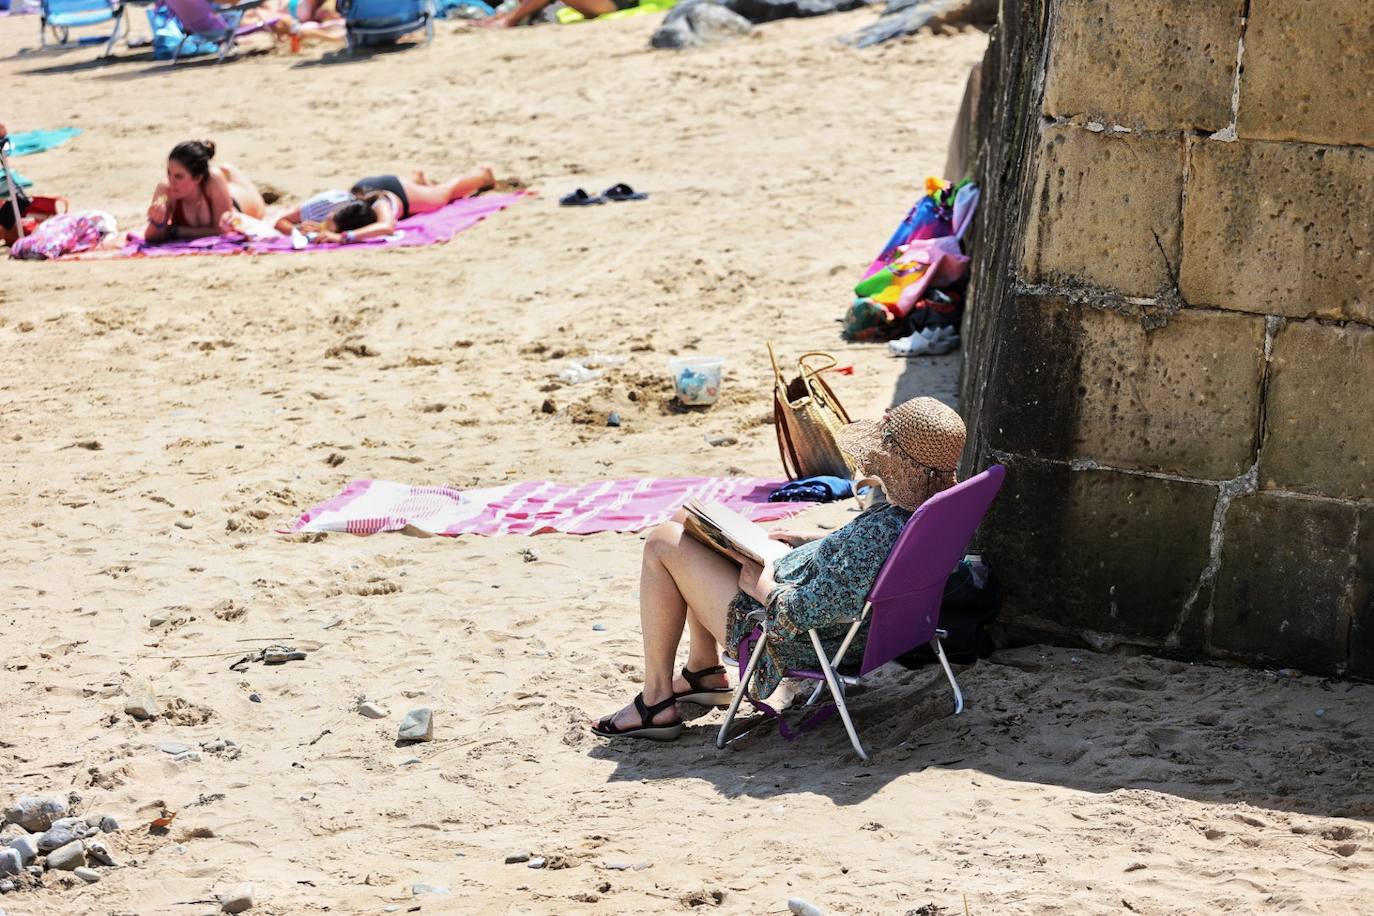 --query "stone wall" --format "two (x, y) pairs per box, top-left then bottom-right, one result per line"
(959, 0), (1374, 676)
